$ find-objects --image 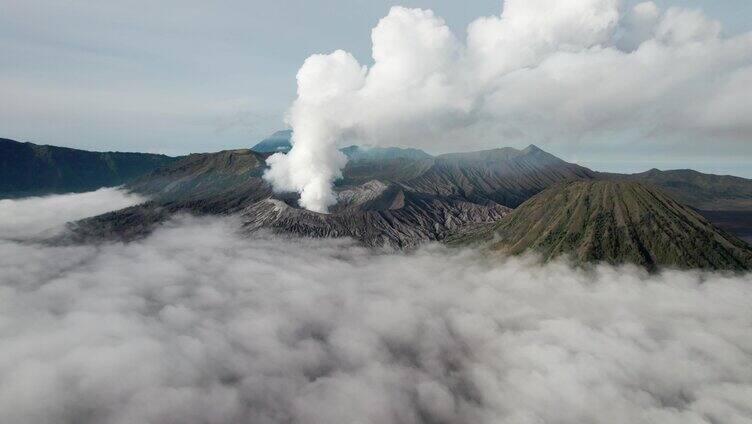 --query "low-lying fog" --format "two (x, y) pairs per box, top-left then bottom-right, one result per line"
(1, 189), (751, 424)
(0, 188), (146, 240)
